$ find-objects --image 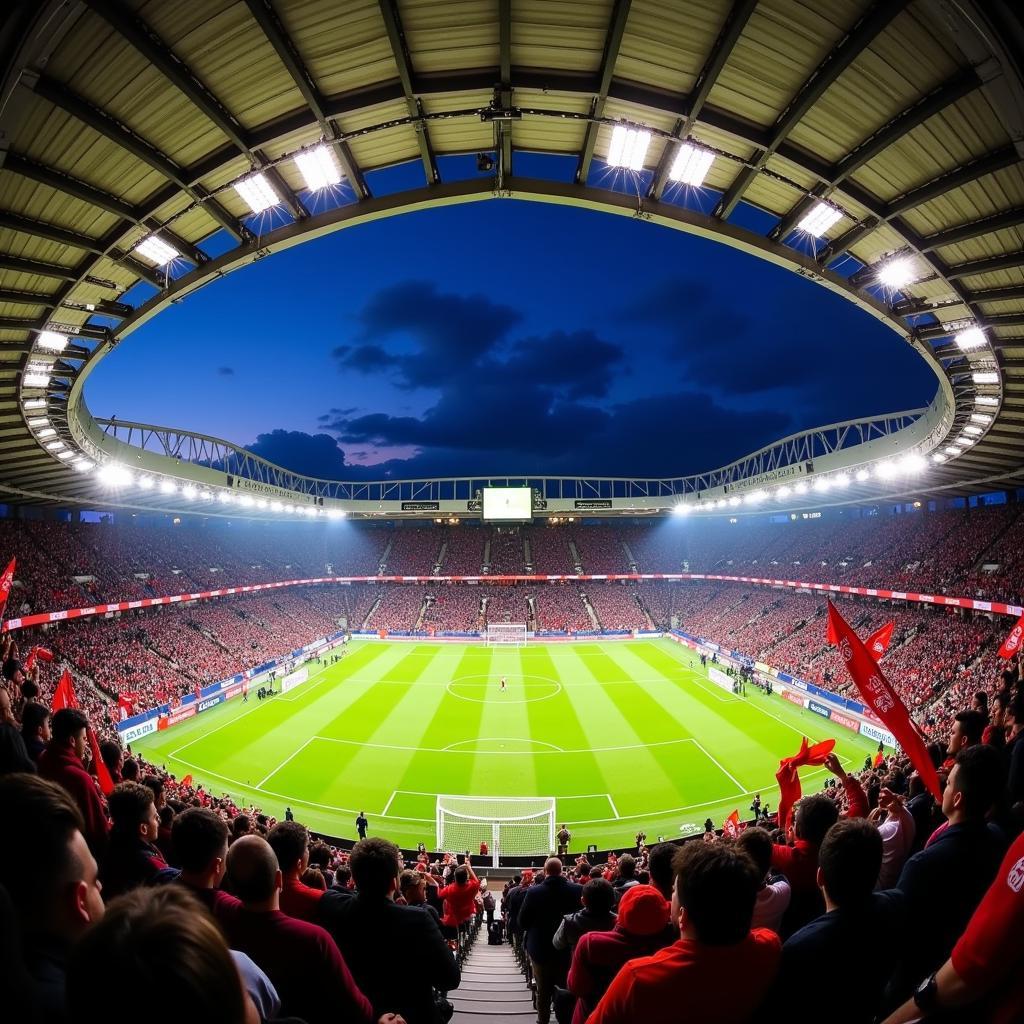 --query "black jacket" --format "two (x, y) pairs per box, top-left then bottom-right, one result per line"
(318, 890), (460, 1024)
(518, 874), (584, 964)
